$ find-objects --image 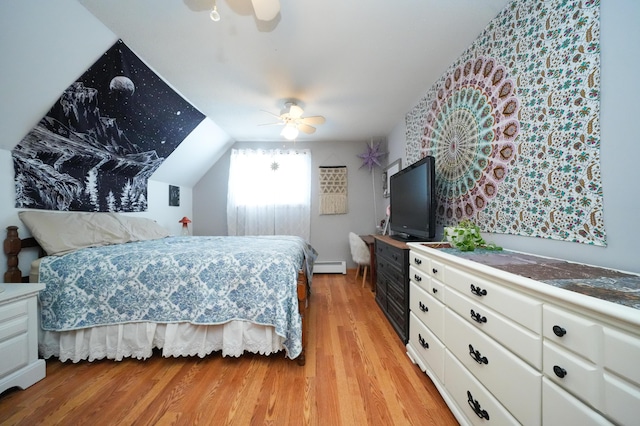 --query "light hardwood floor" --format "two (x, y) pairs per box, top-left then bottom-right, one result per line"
(0, 272), (457, 426)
